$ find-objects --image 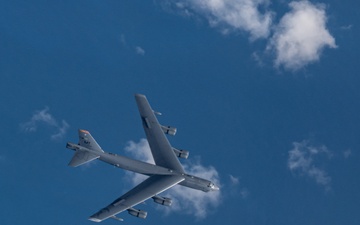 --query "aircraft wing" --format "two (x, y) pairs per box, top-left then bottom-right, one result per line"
(135, 94), (184, 173)
(89, 175), (185, 222)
